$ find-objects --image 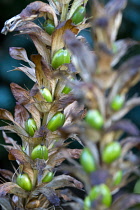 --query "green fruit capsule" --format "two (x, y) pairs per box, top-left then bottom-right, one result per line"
(110, 94), (125, 111)
(31, 144), (48, 160)
(42, 172), (54, 183)
(62, 86), (72, 94)
(51, 49), (70, 69)
(89, 184), (112, 207)
(112, 43), (118, 53)
(85, 109), (104, 130)
(40, 87), (53, 102)
(22, 146), (26, 152)
(113, 170), (123, 185)
(80, 148), (96, 173)
(134, 179), (140, 194)
(62, 77), (74, 94)
(102, 142), (121, 164)
(47, 112), (65, 132)
(84, 196), (92, 210)
(72, 6), (86, 25)
(43, 19), (55, 35)
(25, 118), (37, 137)
(16, 173), (32, 191)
